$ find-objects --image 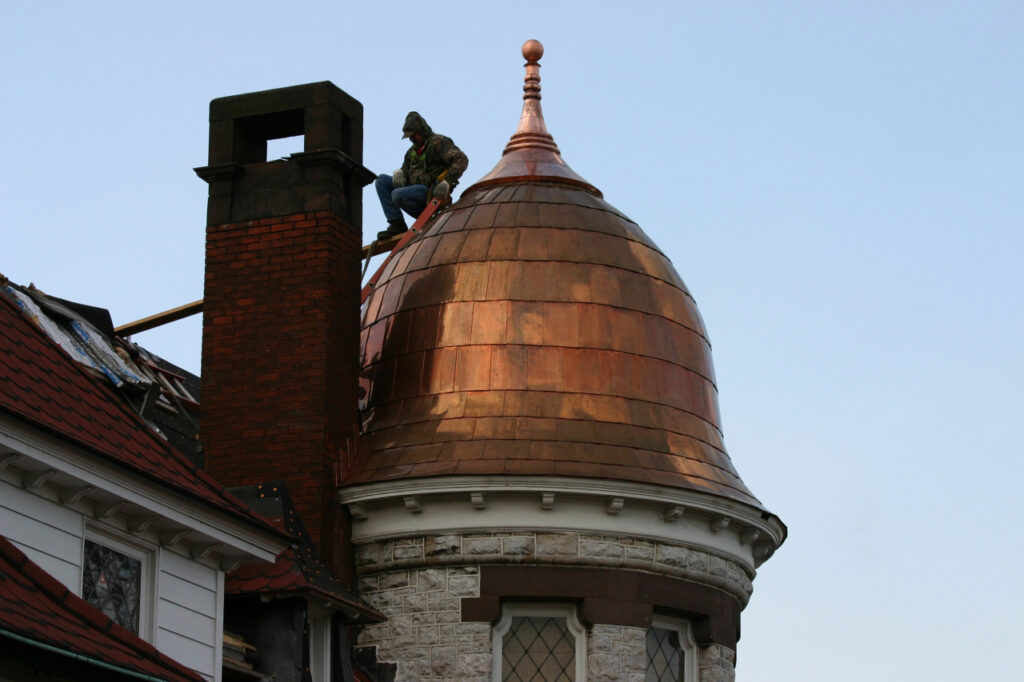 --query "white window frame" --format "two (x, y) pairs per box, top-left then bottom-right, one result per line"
(648, 615), (698, 682)
(308, 611), (332, 682)
(82, 524), (157, 643)
(491, 603), (587, 682)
